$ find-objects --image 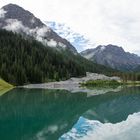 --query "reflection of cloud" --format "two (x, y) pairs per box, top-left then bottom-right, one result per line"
(35, 123), (68, 140)
(60, 113), (140, 140)
(0, 8), (7, 18)
(87, 86), (122, 97)
(47, 125), (58, 133)
(35, 125), (58, 140)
